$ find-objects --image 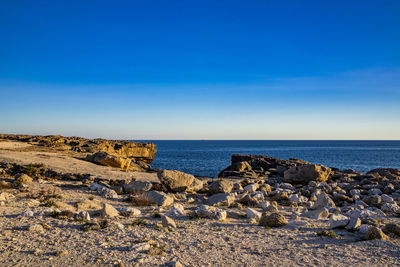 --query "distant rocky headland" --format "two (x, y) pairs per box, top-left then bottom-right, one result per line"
(1, 134), (400, 266)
